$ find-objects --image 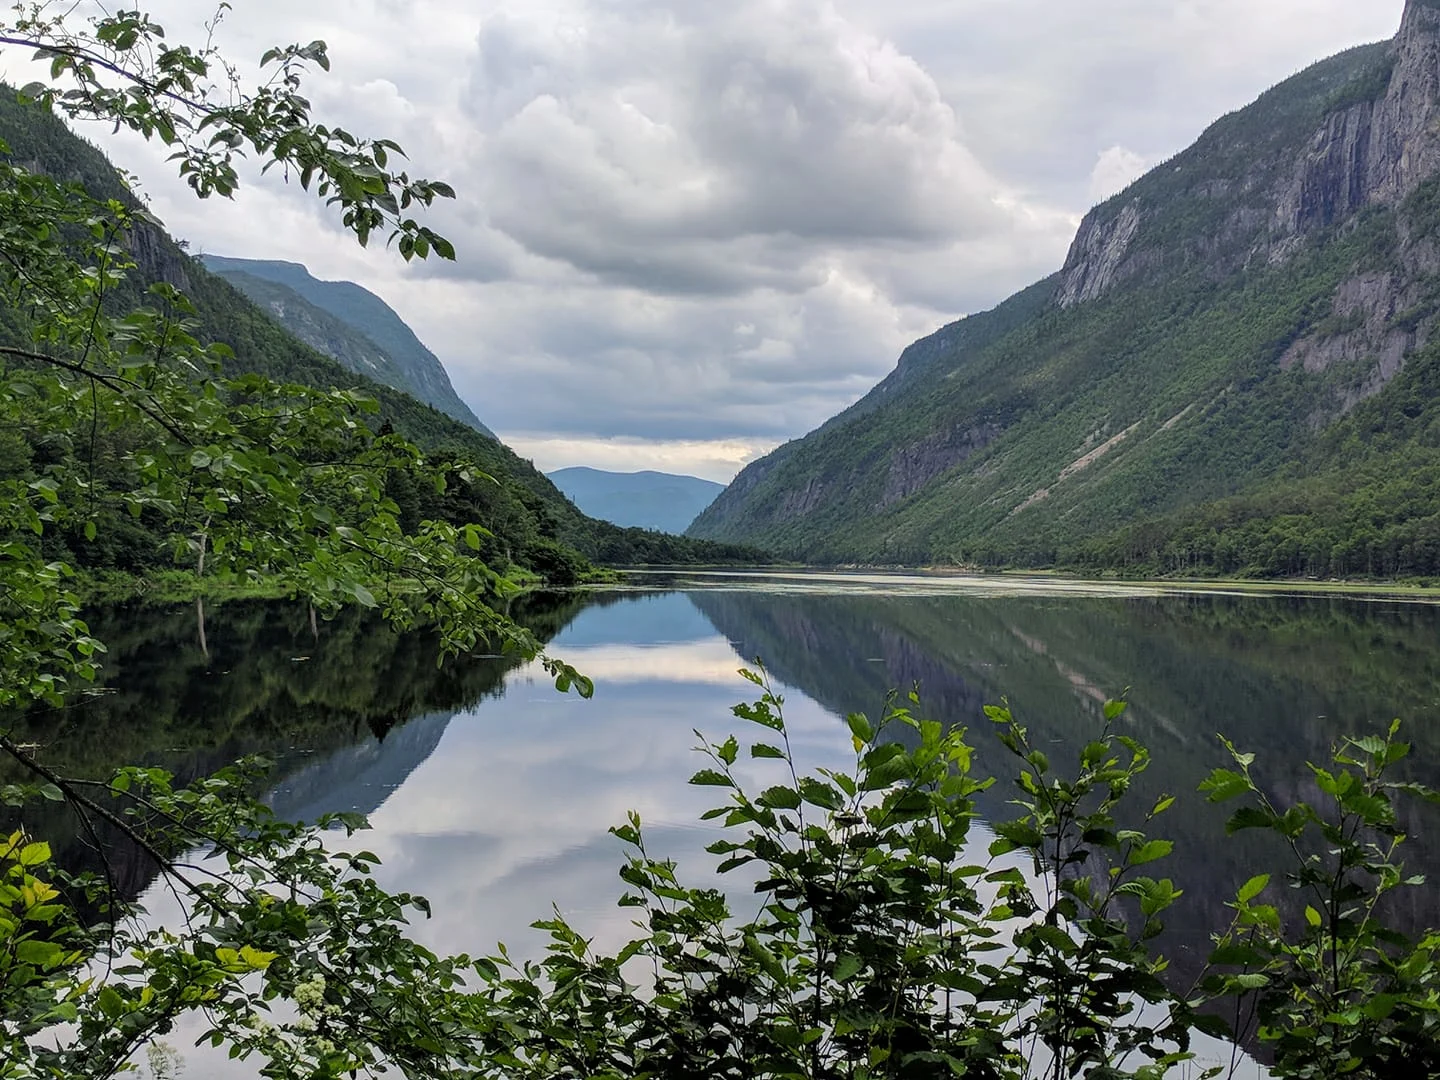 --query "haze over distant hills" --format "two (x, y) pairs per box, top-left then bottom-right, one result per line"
(201, 254), (493, 437)
(548, 467), (725, 533)
(692, 3), (1440, 580)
